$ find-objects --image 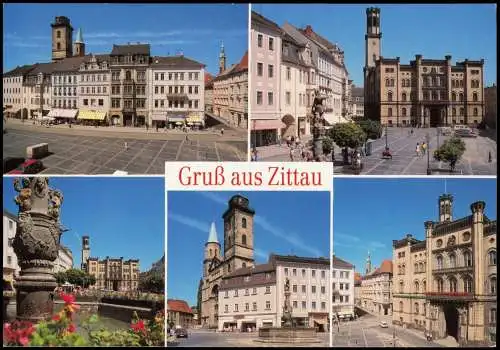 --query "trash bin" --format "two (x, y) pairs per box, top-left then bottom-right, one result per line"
(365, 140), (374, 156)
